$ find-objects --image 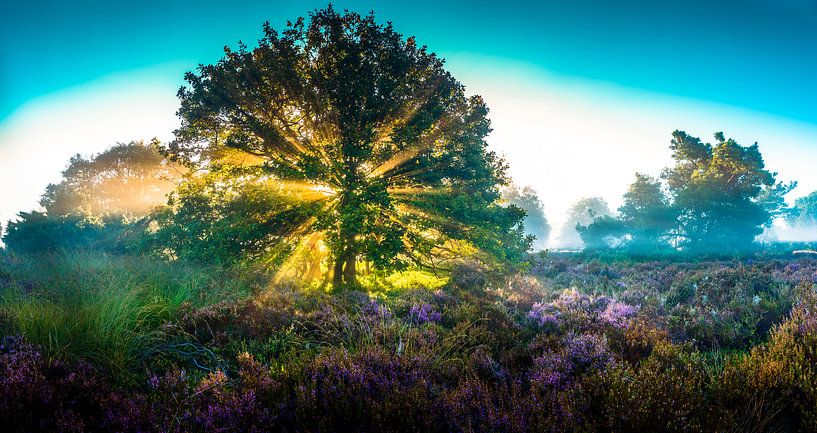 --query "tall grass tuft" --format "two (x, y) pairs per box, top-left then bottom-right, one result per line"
(0, 251), (250, 377)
